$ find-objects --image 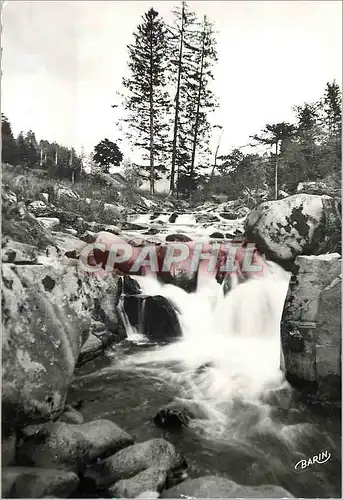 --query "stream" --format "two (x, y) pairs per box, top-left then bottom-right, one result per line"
(68, 260), (341, 498)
